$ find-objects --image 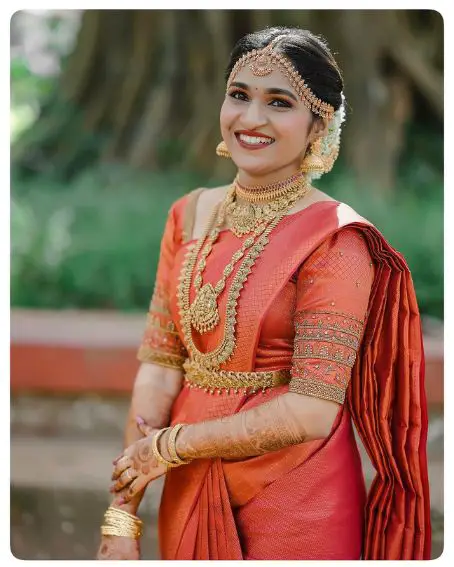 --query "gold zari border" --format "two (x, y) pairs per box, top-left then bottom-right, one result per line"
(289, 377), (345, 404)
(137, 347), (186, 370)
